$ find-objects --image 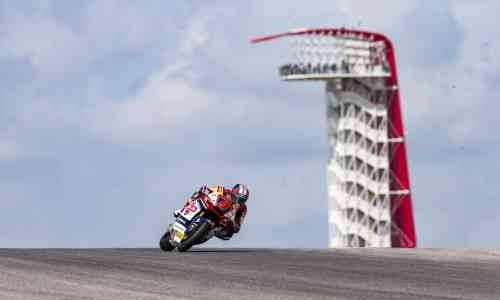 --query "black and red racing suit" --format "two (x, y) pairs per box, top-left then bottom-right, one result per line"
(190, 185), (246, 239)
